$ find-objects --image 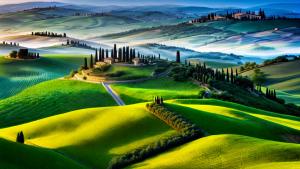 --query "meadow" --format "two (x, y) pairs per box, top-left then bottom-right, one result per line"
(0, 54), (86, 99)
(0, 104), (175, 169)
(0, 79), (116, 128)
(1, 99), (300, 168)
(111, 77), (202, 104)
(242, 60), (300, 105)
(93, 64), (157, 81)
(130, 134), (300, 169)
